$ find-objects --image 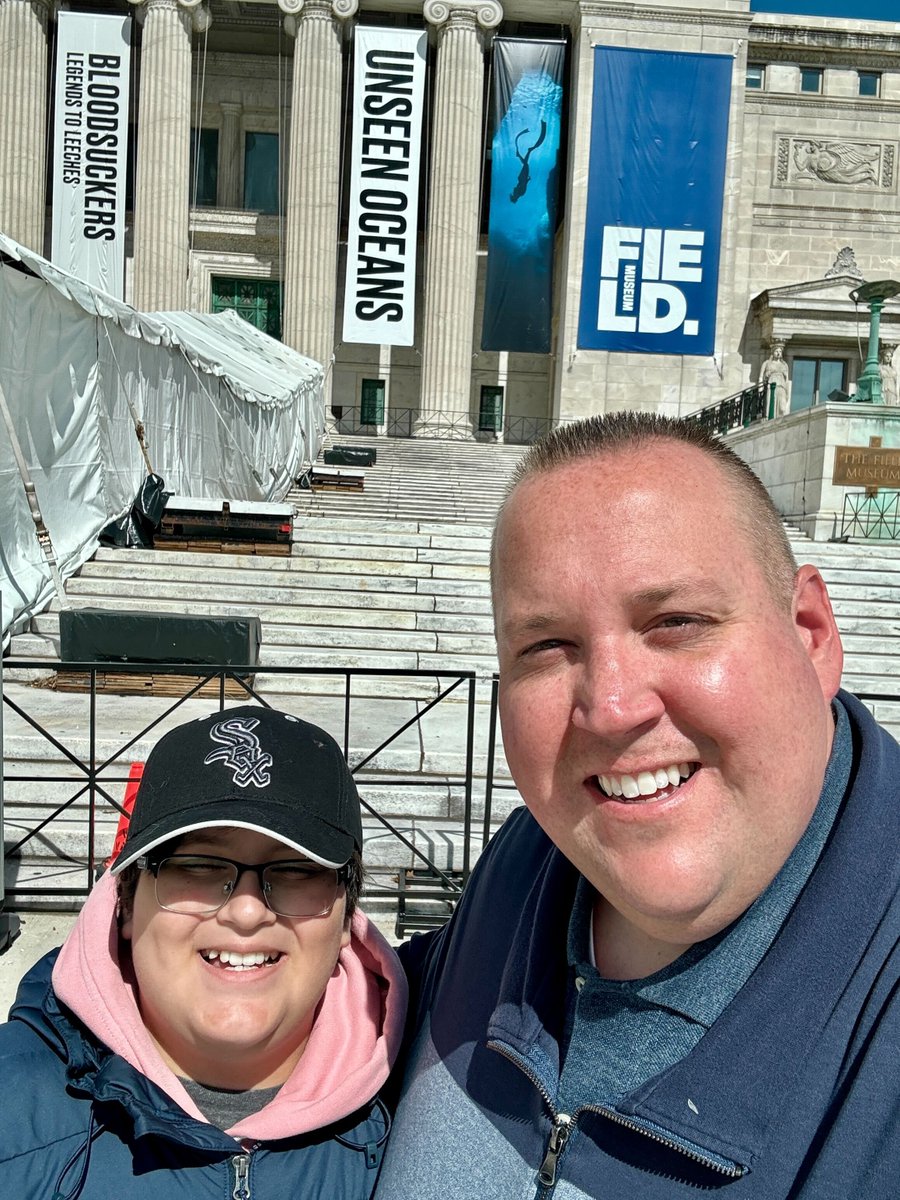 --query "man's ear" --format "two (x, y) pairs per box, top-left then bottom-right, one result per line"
(792, 564), (844, 701)
(340, 915), (352, 950)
